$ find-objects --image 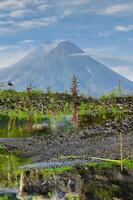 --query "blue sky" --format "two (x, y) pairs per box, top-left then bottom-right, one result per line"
(0, 0), (133, 81)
